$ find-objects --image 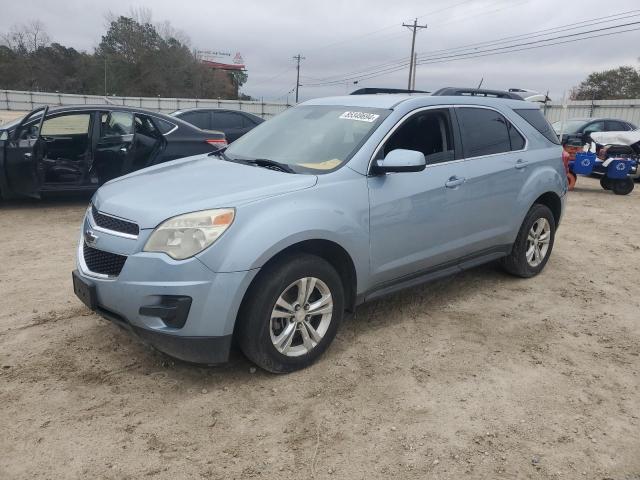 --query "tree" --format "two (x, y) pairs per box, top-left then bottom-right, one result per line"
(0, 13), (248, 99)
(2, 20), (50, 54)
(571, 66), (640, 100)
